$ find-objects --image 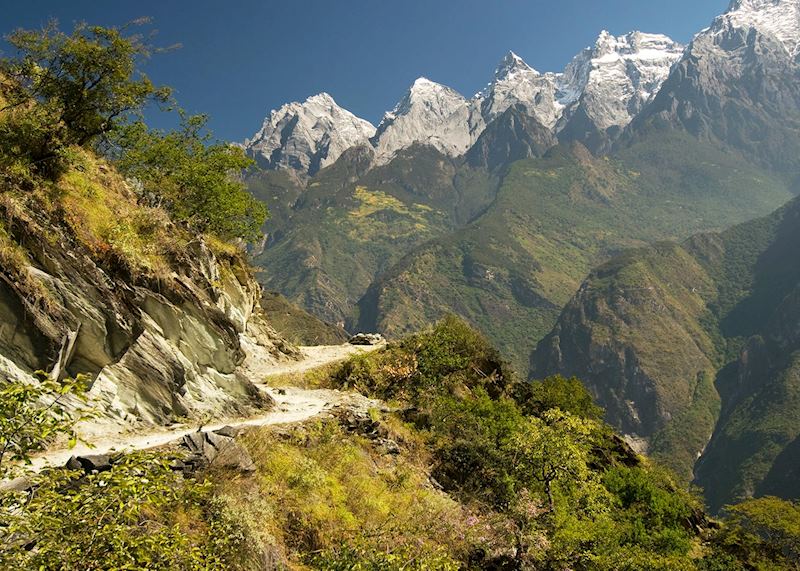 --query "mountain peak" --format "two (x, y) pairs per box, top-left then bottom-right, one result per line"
(305, 92), (336, 105)
(494, 51), (537, 80)
(558, 30), (683, 131)
(372, 77), (478, 163)
(716, 0), (800, 54)
(244, 94), (375, 176)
